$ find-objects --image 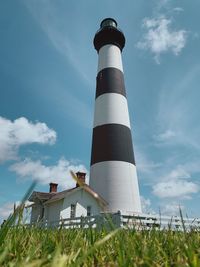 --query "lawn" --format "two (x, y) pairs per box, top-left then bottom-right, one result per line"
(0, 225), (200, 266)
